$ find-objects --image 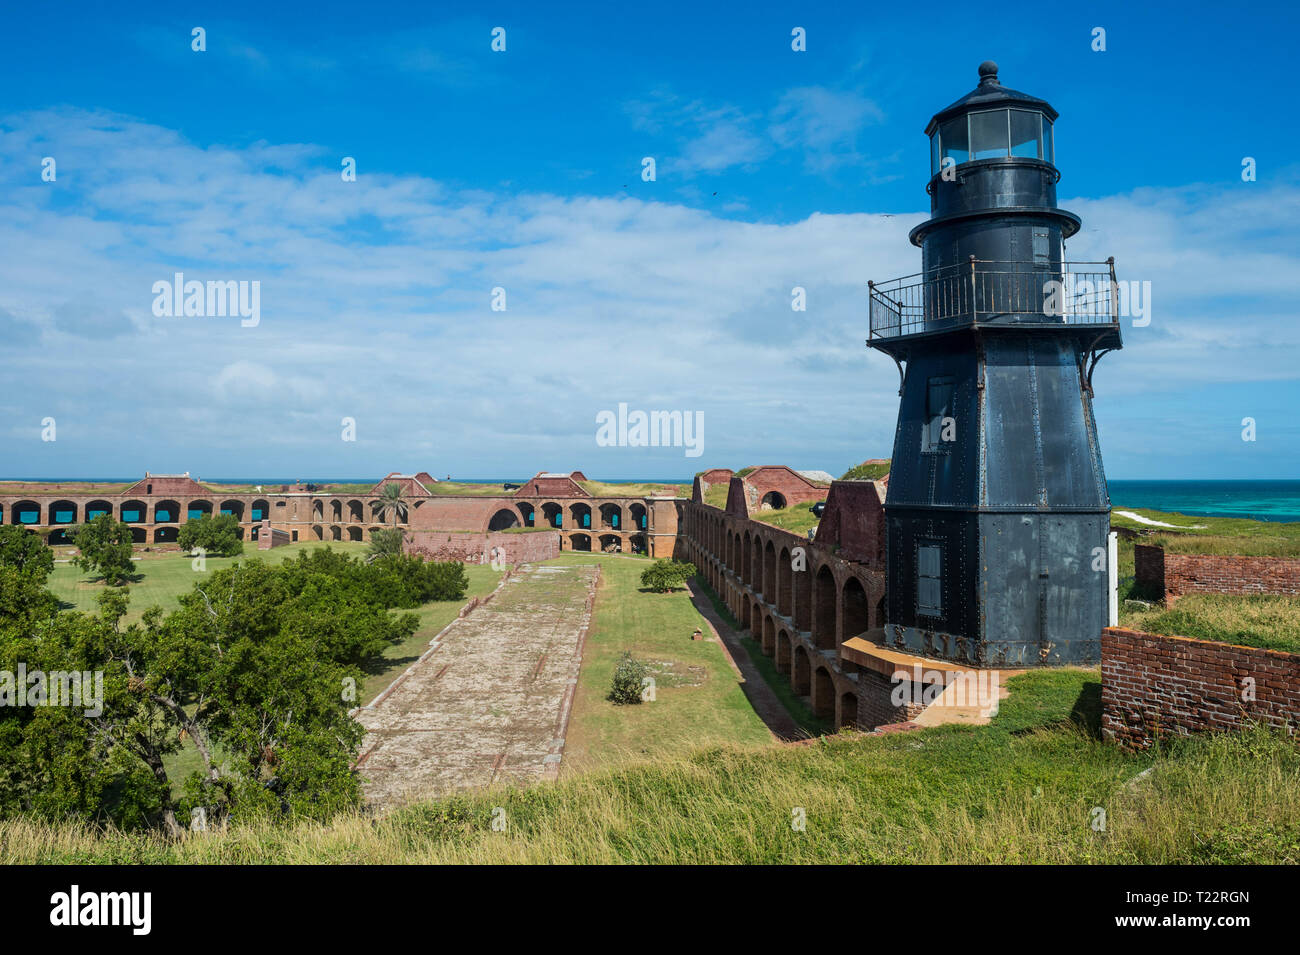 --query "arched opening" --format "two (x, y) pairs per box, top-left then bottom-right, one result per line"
(186, 500), (213, 521)
(250, 525), (260, 541)
(599, 503), (622, 529)
(742, 531), (752, 585)
(85, 500), (113, 520)
(763, 540), (776, 601)
(778, 546), (793, 617)
(629, 533), (646, 554)
(569, 503), (592, 530)
(488, 508), (520, 531)
(813, 667), (835, 720)
(312, 500), (324, 521)
(792, 645), (811, 695)
(762, 616), (775, 655)
(346, 499), (363, 523)
(119, 500), (146, 524)
(251, 499), (272, 522)
(48, 500), (77, 525)
(542, 502), (563, 528)
(47, 528), (74, 545)
(330, 525), (342, 541)
(842, 577), (870, 641)
(154, 527), (178, 543)
(570, 533), (591, 552)
(599, 533), (621, 553)
(516, 503), (535, 527)
(761, 491), (787, 510)
(153, 500), (180, 523)
(740, 597), (752, 629)
(795, 560), (813, 632)
(311, 524), (324, 540)
(839, 692), (860, 731)
(752, 536), (764, 596)
(629, 502), (647, 533)
(776, 629), (792, 673)
(330, 499), (343, 522)
(220, 499), (245, 522)
(813, 566), (837, 650)
(130, 527), (145, 544)
(347, 526), (363, 542)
